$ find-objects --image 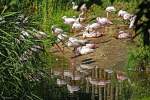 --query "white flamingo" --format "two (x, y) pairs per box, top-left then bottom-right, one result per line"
(51, 25), (64, 35)
(129, 15), (136, 28)
(72, 2), (87, 14)
(96, 17), (113, 26)
(33, 29), (47, 39)
(57, 33), (68, 43)
(117, 31), (131, 39)
(123, 13), (133, 20)
(67, 37), (88, 47)
(72, 2), (78, 10)
(118, 10), (128, 17)
(105, 6), (116, 18)
(85, 23), (101, 32)
(62, 16), (76, 25)
(72, 19), (84, 32)
(80, 3), (87, 13)
(75, 45), (95, 55)
(83, 30), (103, 38)
(78, 12), (86, 22)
